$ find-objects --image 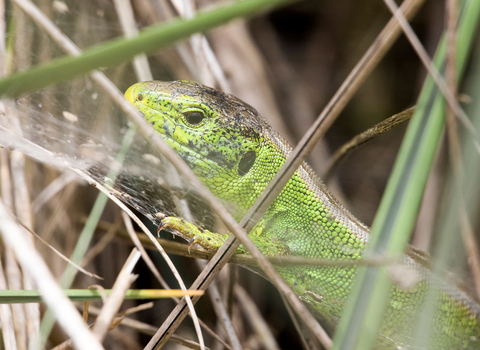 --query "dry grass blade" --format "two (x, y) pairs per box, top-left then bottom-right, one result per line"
(113, 0), (153, 81)
(55, 303), (154, 350)
(96, 223), (225, 344)
(0, 0), (5, 76)
(32, 171), (78, 213)
(0, 149), (12, 207)
(280, 293), (320, 350)
(445, 0), (460, 172)
(459, 211), (480, 300)
(383, 0), (476, 137)
(225, 265), (236, 318)
(0, 148), (24, 350)
(92, 249), (140, 341)
(109, 220), (402, 267)
(10, 147), (40, 345)
(121, 212), (169, 296)
(119, 302), (154, 316)
(82, 217), (122, 267)
(12, 218), (103, 280)
(324, 106), (415, 181)
(162, 335), (212, 350)
(0, 199), (104, 350)
(50, 338), (78, 350)
(235, 286), (280, 350)
(199, 35), (231, 93)
(206, 281), (241, 349)
(168, 0), (230, 91)
(196, 260), (241, 350)
(444, 0), (480, 301)
(0, 258), (18, 350)
(37, 181), (77, 243)
(86, 305), (211, 350)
